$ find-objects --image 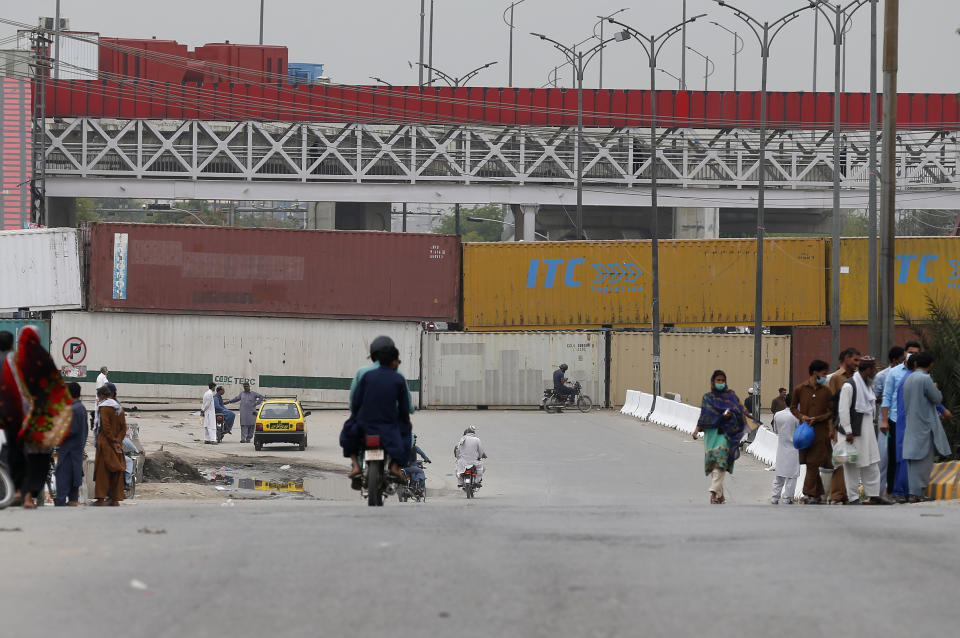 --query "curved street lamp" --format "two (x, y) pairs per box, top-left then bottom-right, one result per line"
(416, 61), (499, 87)
(710, 21), (744, 91)
(712, 0), (818, 421)
(604, 12), (704, 407)
(685, 45), (716, 92)
(530, 30), (629, 240)
(502, 0), (528, 87)
(657, 68), (683, 89)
